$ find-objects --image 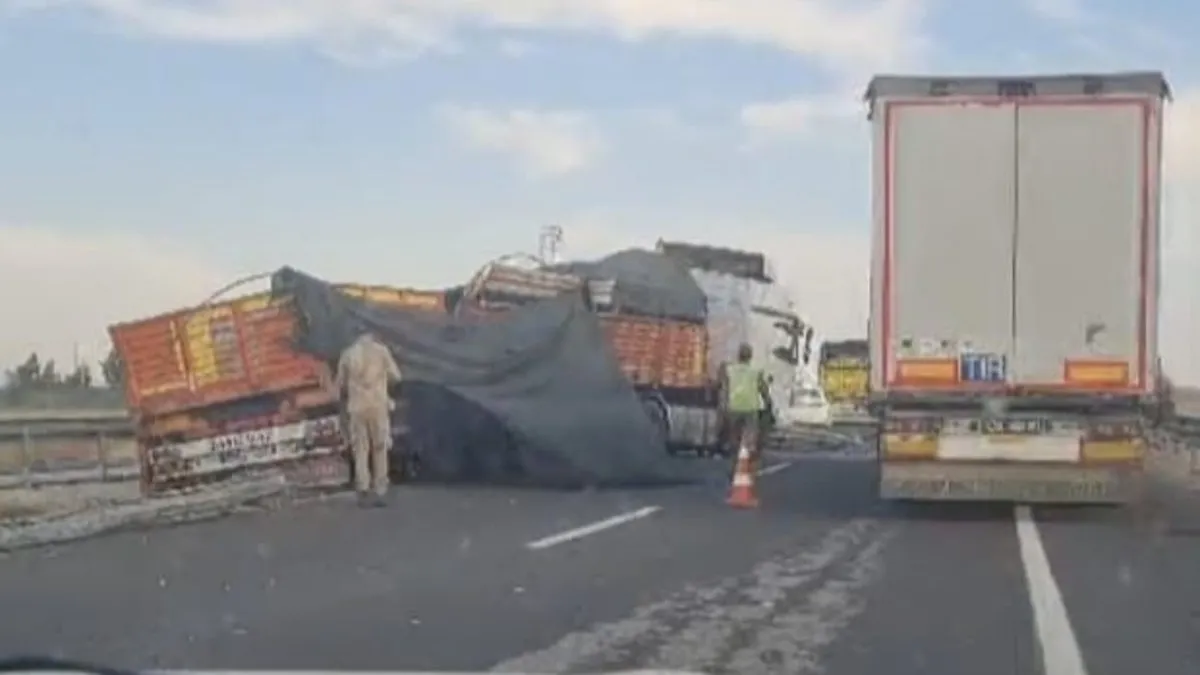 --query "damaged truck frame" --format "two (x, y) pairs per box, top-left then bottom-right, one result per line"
(459, 241), (812, 457)
(109, 283), (447, 494)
